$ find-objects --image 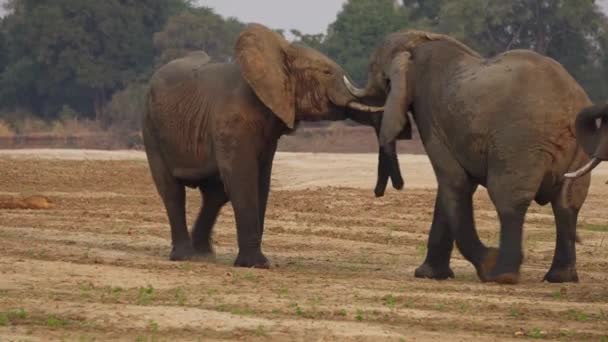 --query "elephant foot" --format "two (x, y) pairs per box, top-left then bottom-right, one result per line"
(476, 247), (499, 282)
(414, 262), (455, 280)
(543, 265), (579, 283)
(169, 241), (197, 261)
(192, 240), (215, 258)
(234, 249), (270, 269)
(489, 272), (520, 285)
